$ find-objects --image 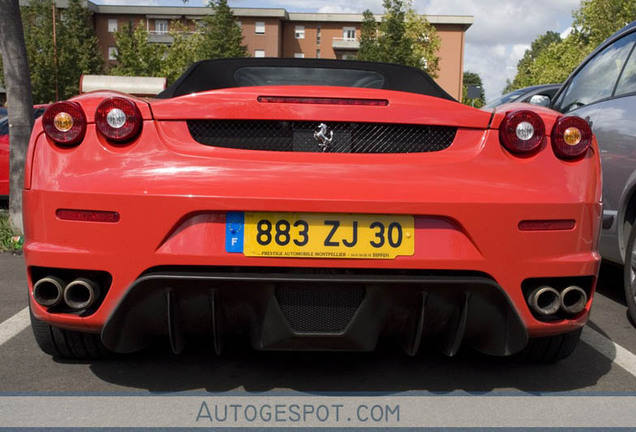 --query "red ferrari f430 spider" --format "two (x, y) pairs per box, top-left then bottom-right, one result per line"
(24, 59), (601, 361)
